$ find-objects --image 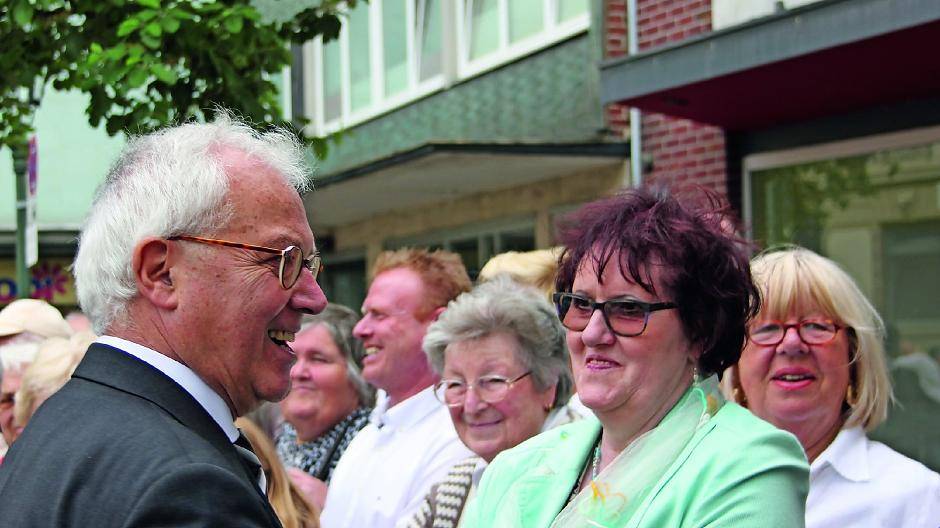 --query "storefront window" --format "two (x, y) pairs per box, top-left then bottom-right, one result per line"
(750, 137), (940, 471)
